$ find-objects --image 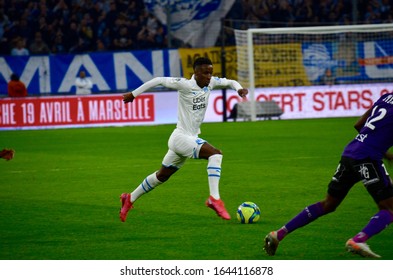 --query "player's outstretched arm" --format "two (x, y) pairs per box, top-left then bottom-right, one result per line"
(123, 92), (135, 103)
(0, 148), (15, 161)
(122, 77), (168, 104)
